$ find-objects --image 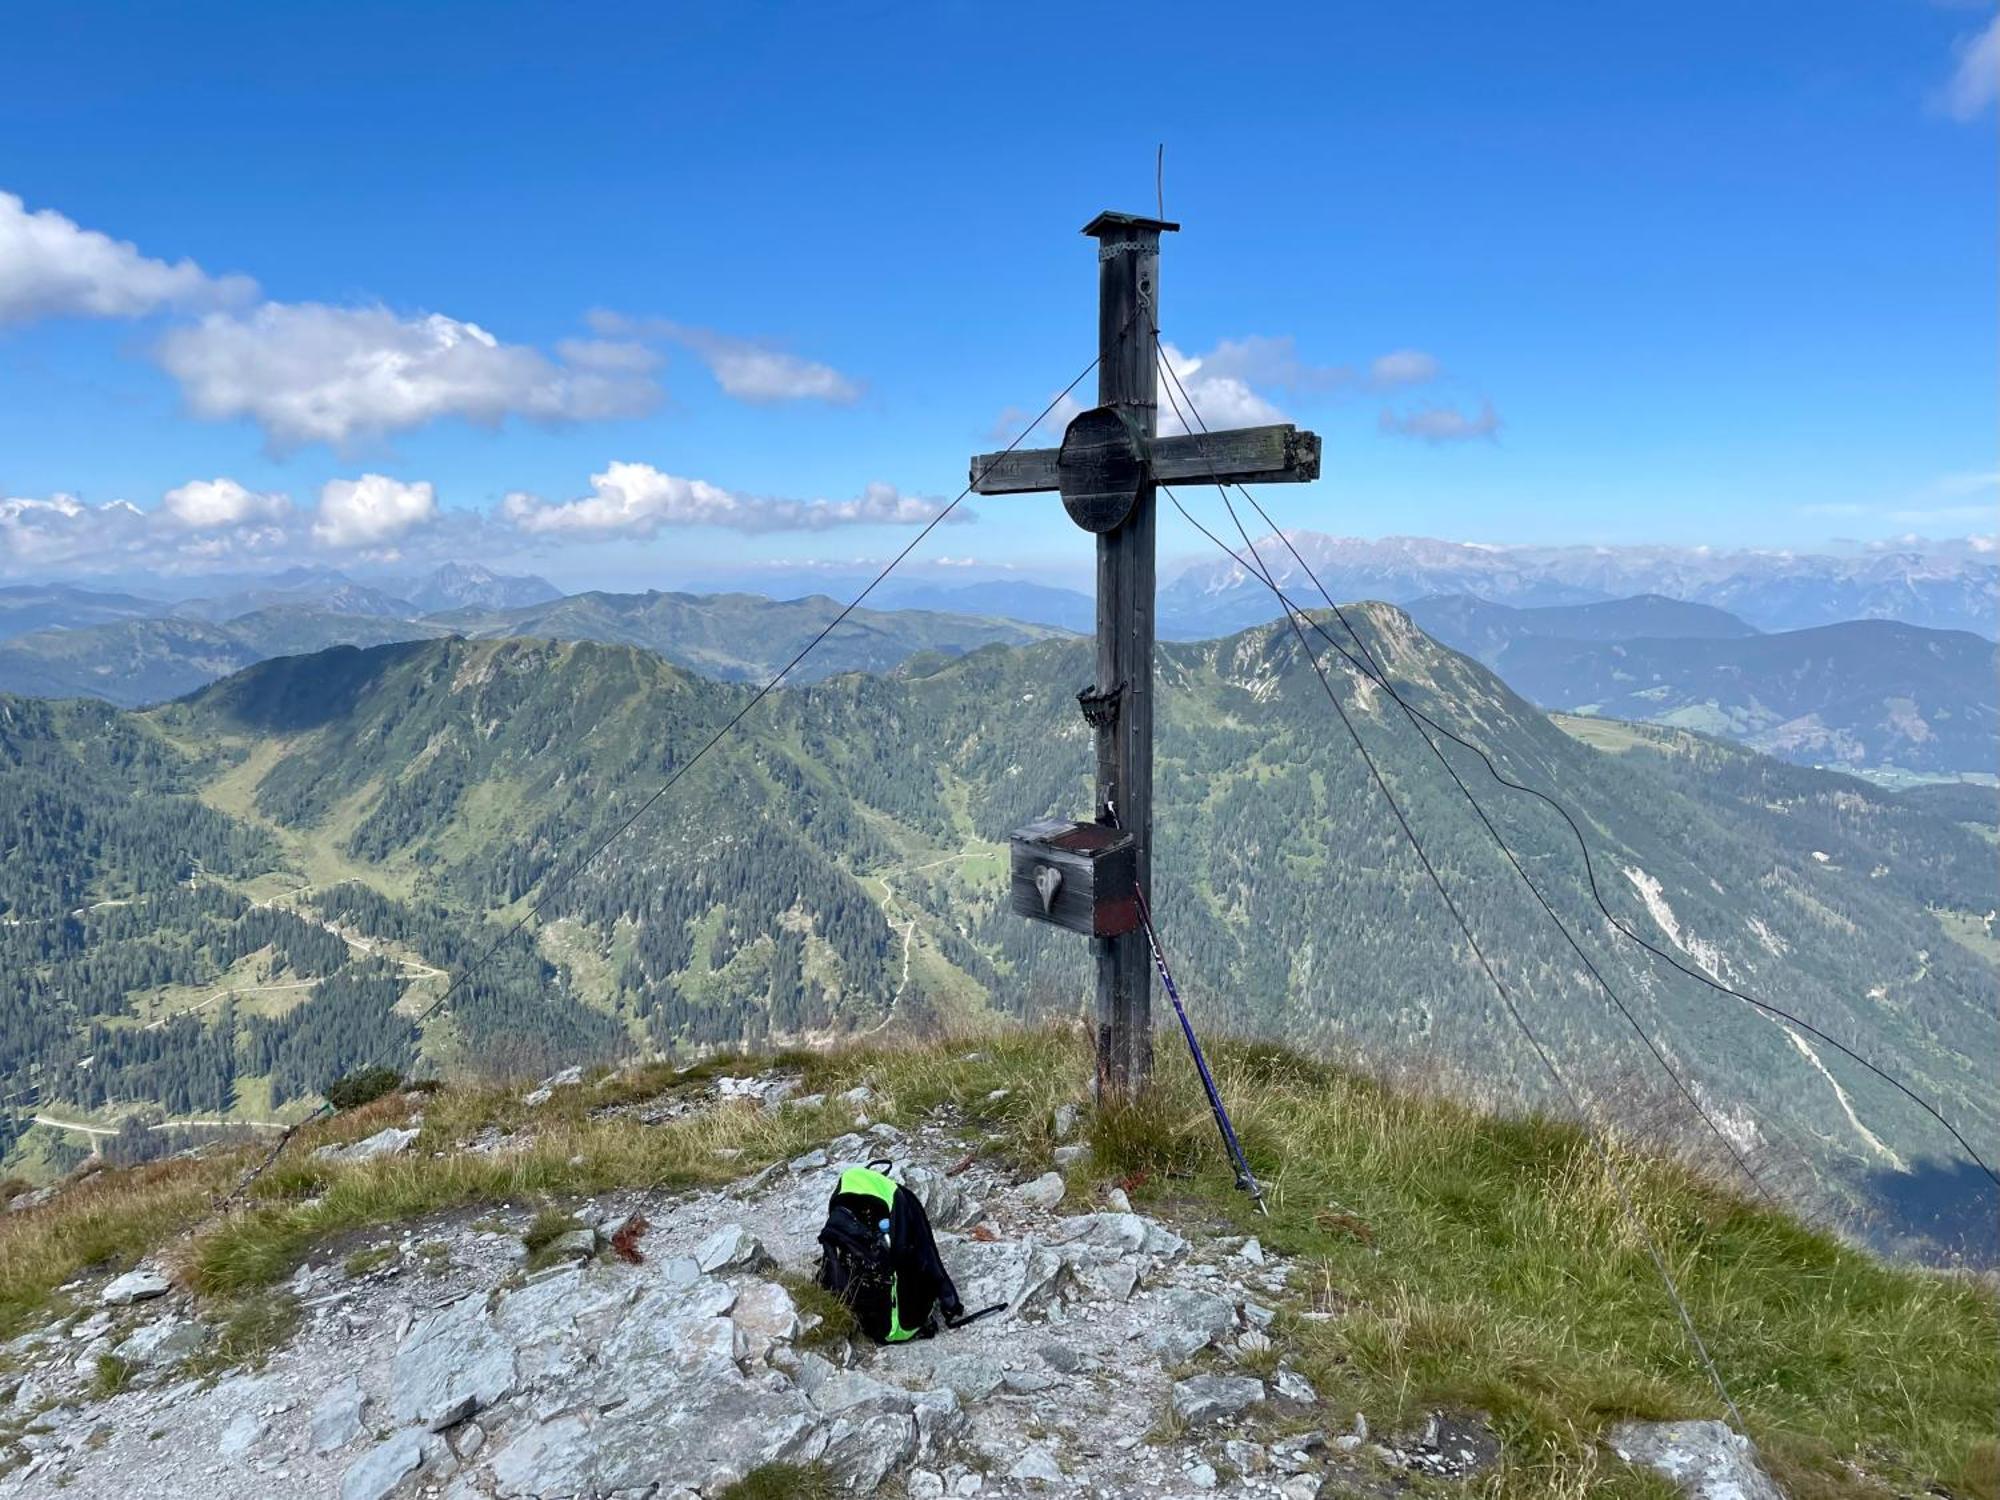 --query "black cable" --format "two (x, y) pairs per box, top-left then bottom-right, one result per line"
(1143, 468), (1749, 1424)
(1154, 350), (1779, 1210)
(213, 350), (1111, 1197)
(1155, 352), (1995, 1190)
